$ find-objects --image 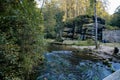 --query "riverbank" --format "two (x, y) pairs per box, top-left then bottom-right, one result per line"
(37, 44), (120, 80)
(71, 45), (120, 62)
(48, 41), (120, 63)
